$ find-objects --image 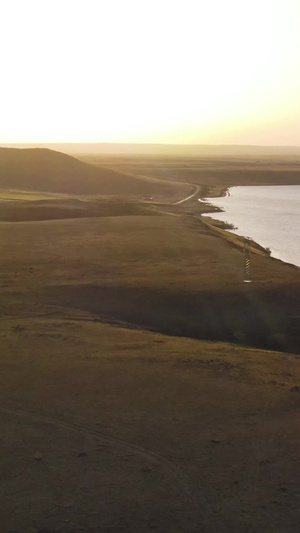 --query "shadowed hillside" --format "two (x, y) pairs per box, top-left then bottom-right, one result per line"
(0, 147), (187, 199)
